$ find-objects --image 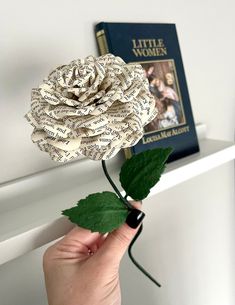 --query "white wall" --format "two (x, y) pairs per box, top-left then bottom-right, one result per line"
(1, 0), (235, 183)
(121, 163), (235, 305)
(1, 1), (234, 305)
